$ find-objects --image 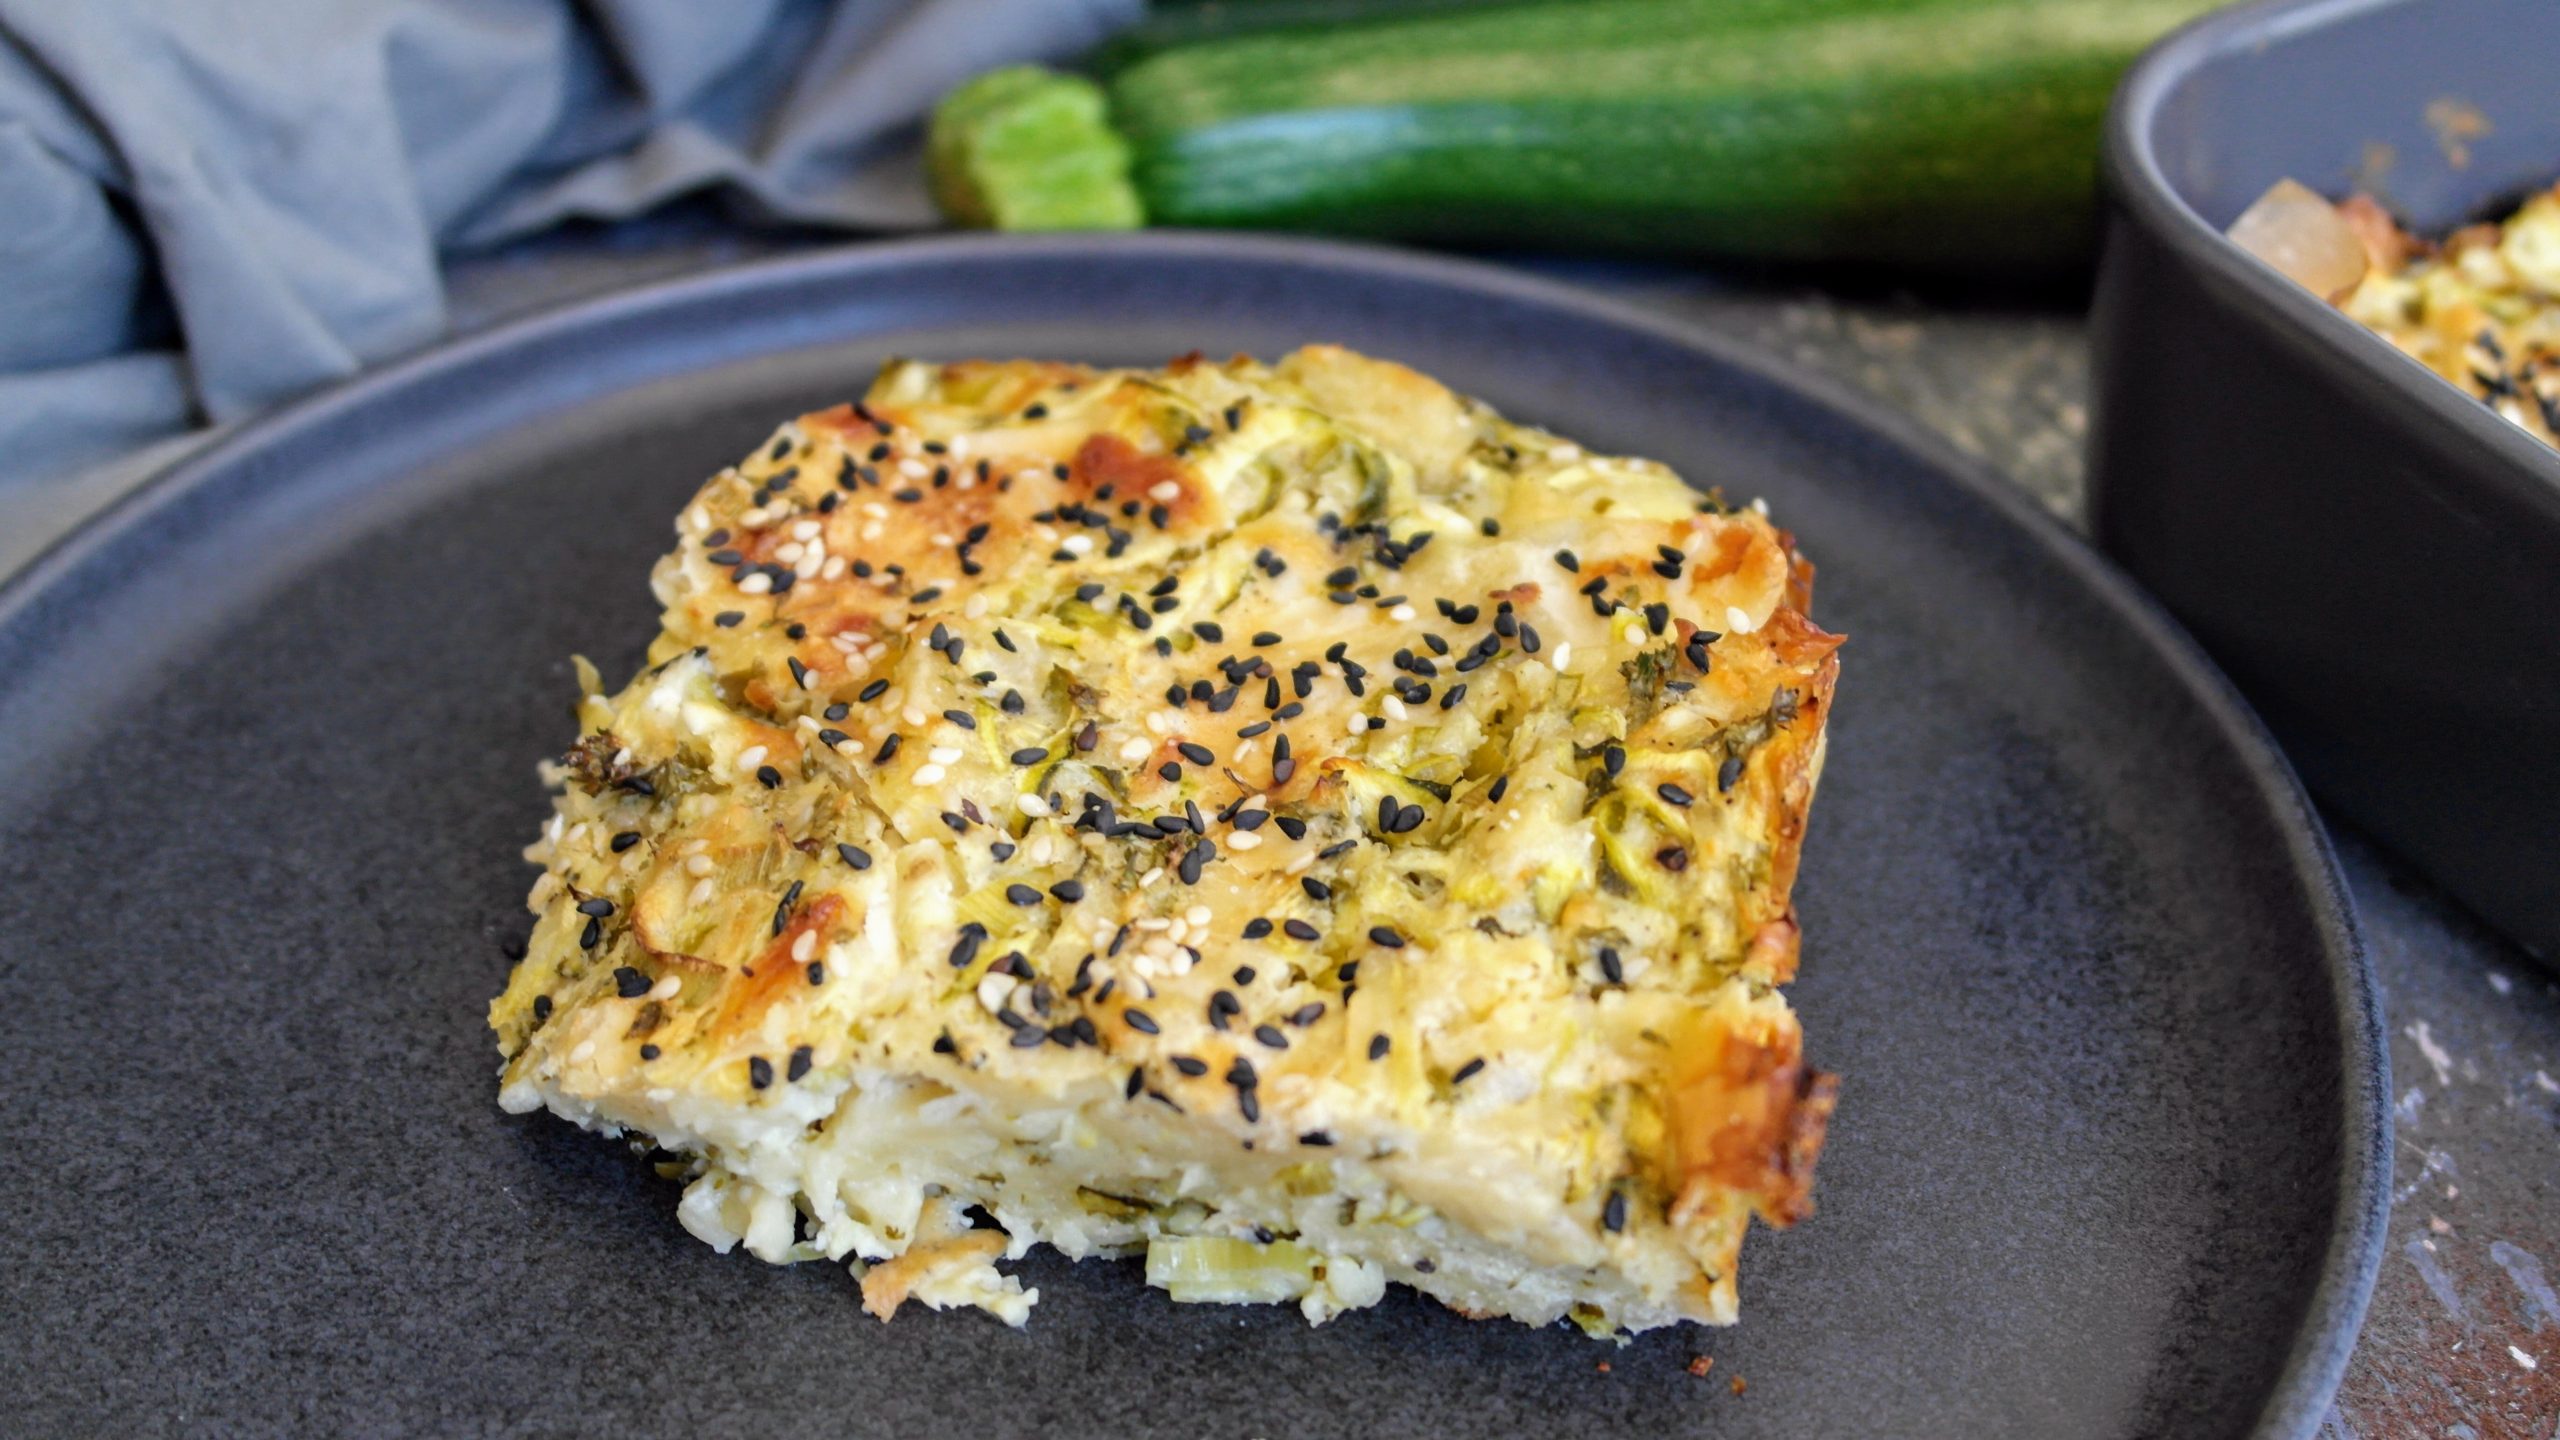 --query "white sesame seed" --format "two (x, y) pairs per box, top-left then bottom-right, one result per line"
(931, 532), (953, 548)
(955, 471), (977, 491)
(1383, 696), (1409, 722)
(688, 877), (715, 907)
(1285, 852), (1316, 875)
(686, 505), (709, 530)
(1389, 604), (1415, 621)
(1147, 480), (1181, 502)
(649, 974), (681, 1000)
(1726, 605), (1757, 634)
(820, 556), (847, 580)
(1139, 866), (1166, 886)
(1120, 737), (1153, 762)
(928, 745), (963, 765)
(1229, 831), (1262, 851)
(570, 1040), (596, 1063)
(1552, 641), (1572, 670)
(791, 930), (818, 962)
(1347, 715), (1371, 736)
(794, 551), (822, 579)
(1233, 737), (1259, 761)
(1185, 905), (1212, 927)
(862, 502), (889, 519)
(1546, 444), (1576, 461)
(1060, 533), (1094, 556)
(686, 854), (716, 877)
(738, 573), (773, 595)
(1028, 834), (1055, 864)
(963, 595), (989, 619)
(1750, 496), (1770, 516)
(1017, 792), (1053, 817)
(740, 506), (771, 528)
(791, 519), (821, 541)
(682, 838), (710, 855)
(736, 746), (768, 772)
(860, 521), (884, 542)
(948, 435), (970, 457)
(1134, 917), (1172, 932)
(899, 458), (928, 479)
(1143, 936), (1177, 960)
(904, 707), (929, 727)
(976, 973), (1016, 1013)
(913, 763), (946, 785)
